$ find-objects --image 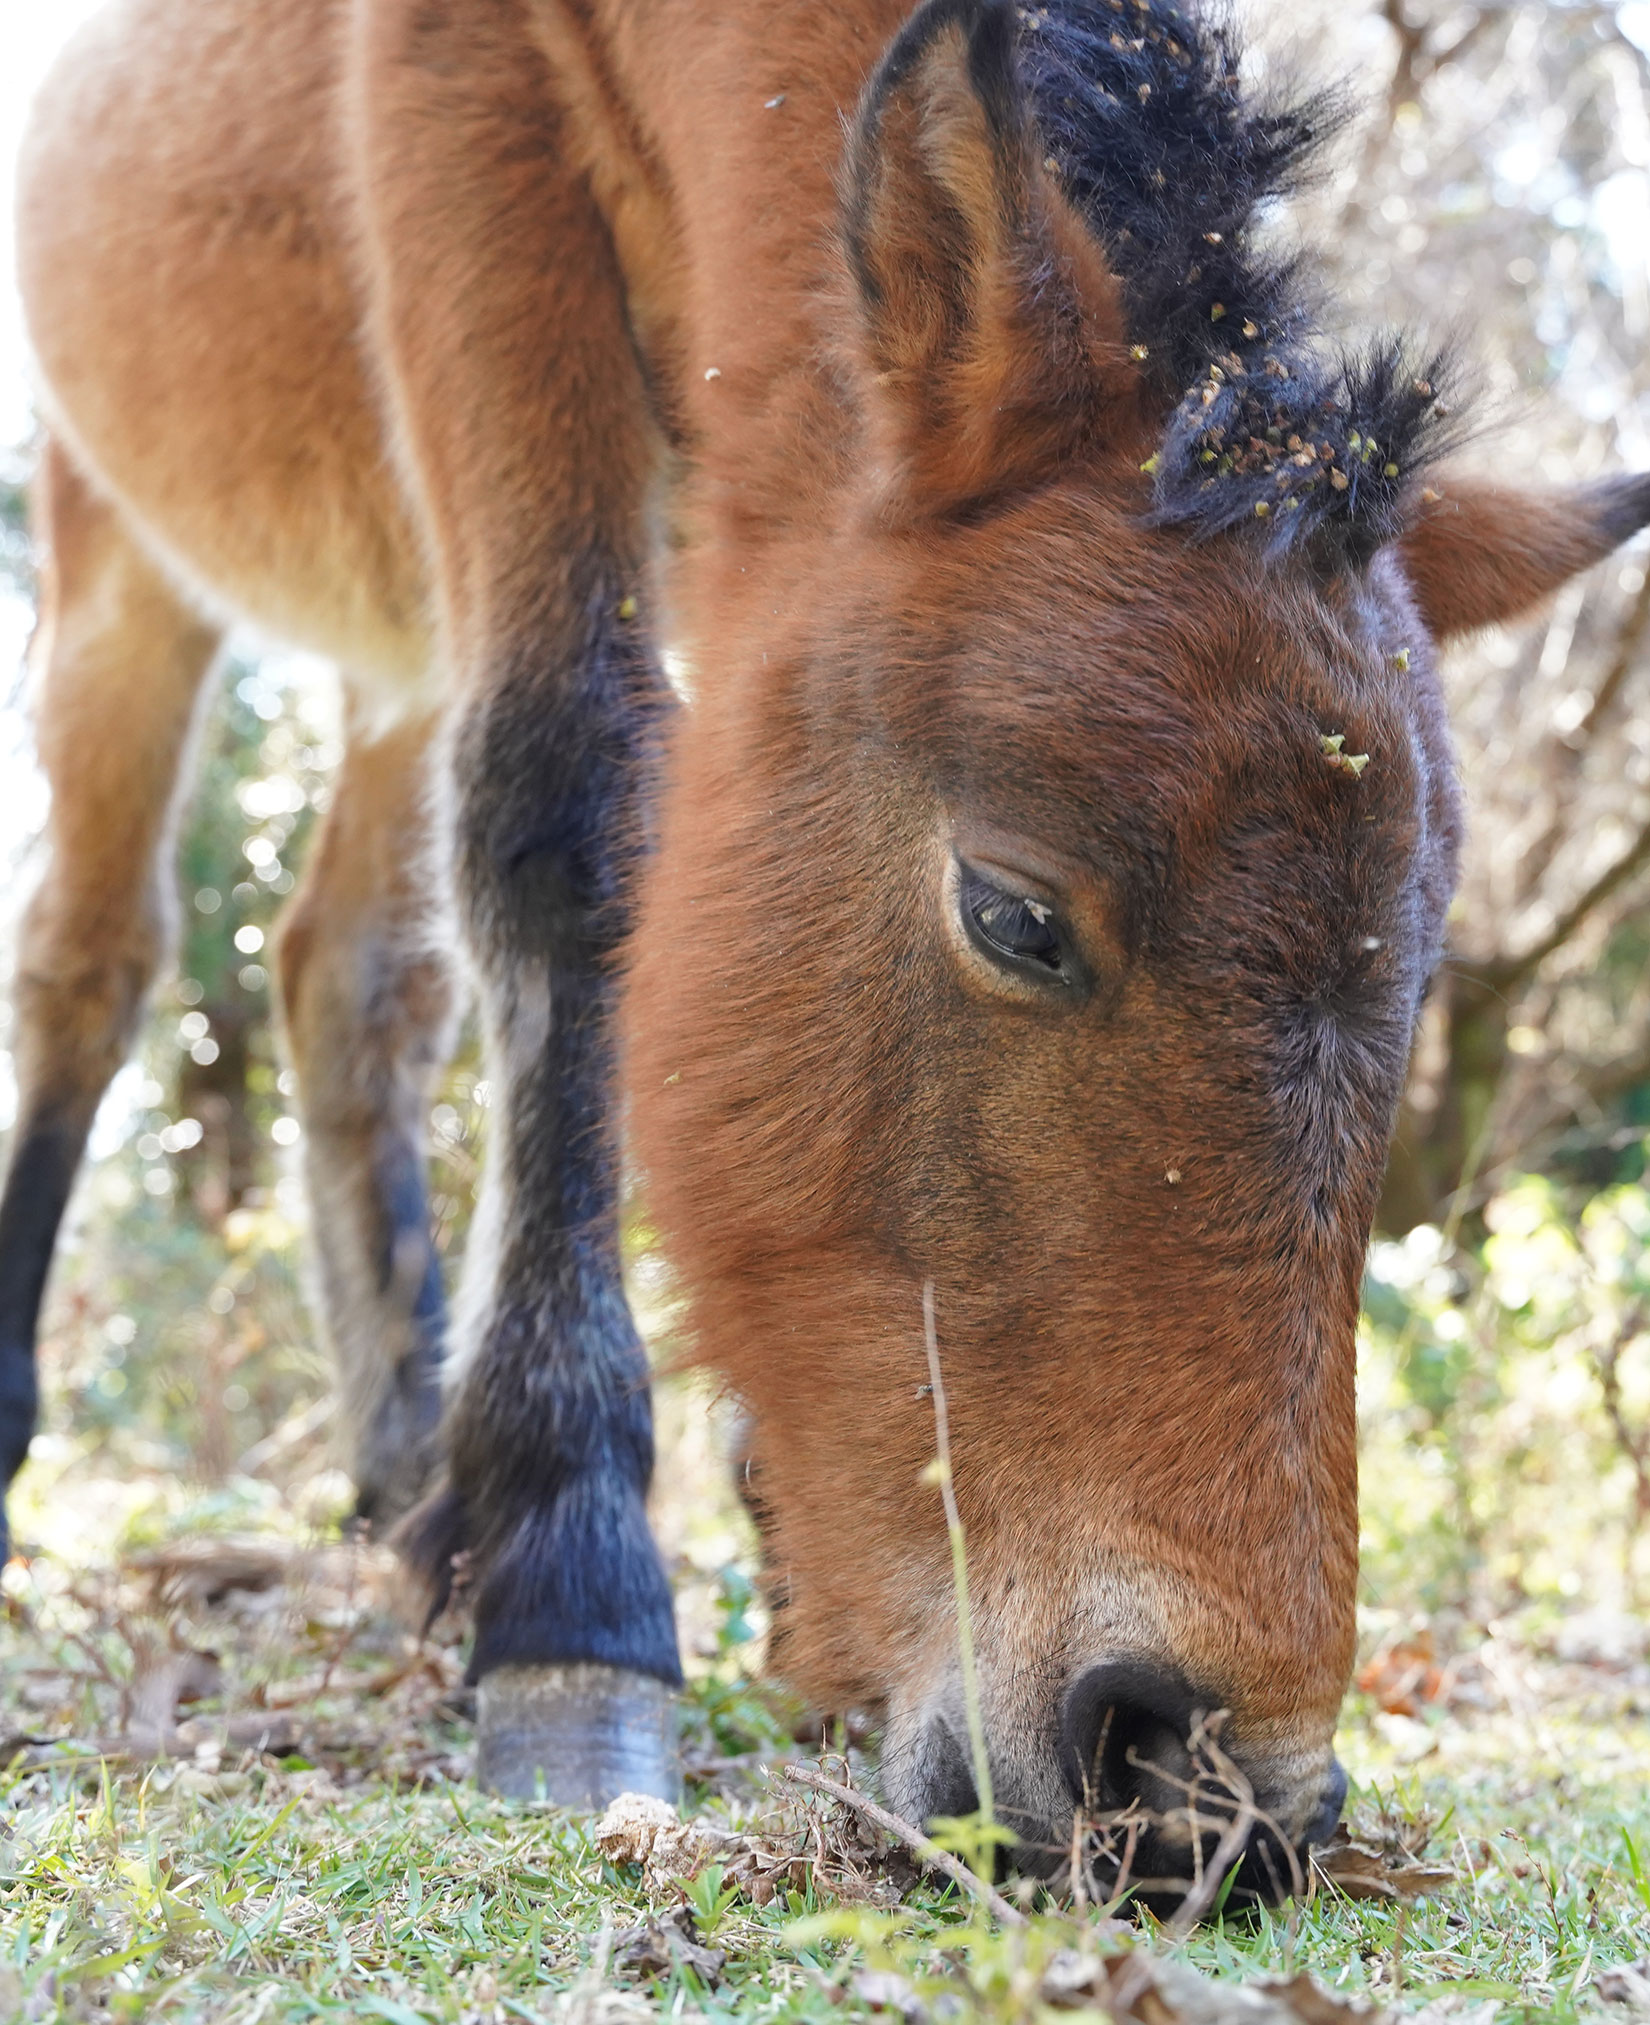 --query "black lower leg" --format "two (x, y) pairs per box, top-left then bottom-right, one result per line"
(423, 574), (679, 1690)
(0, 1107), (89, 1559)
(350, 1128), (447, 1528)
